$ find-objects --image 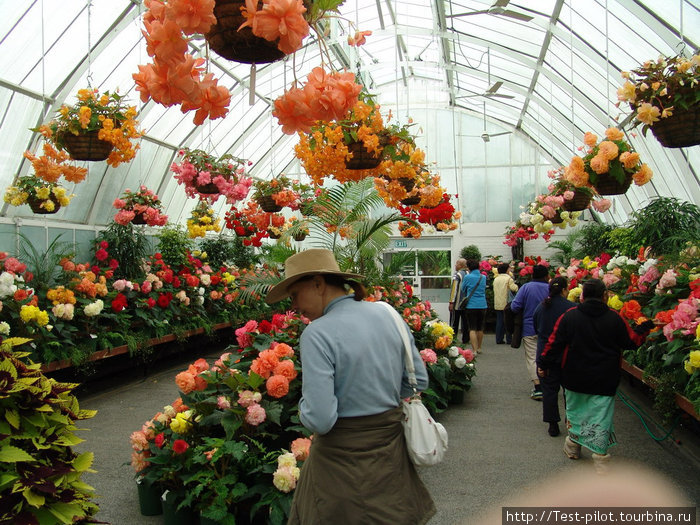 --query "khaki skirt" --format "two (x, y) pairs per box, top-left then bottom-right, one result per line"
(287, 407), (436, 525)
